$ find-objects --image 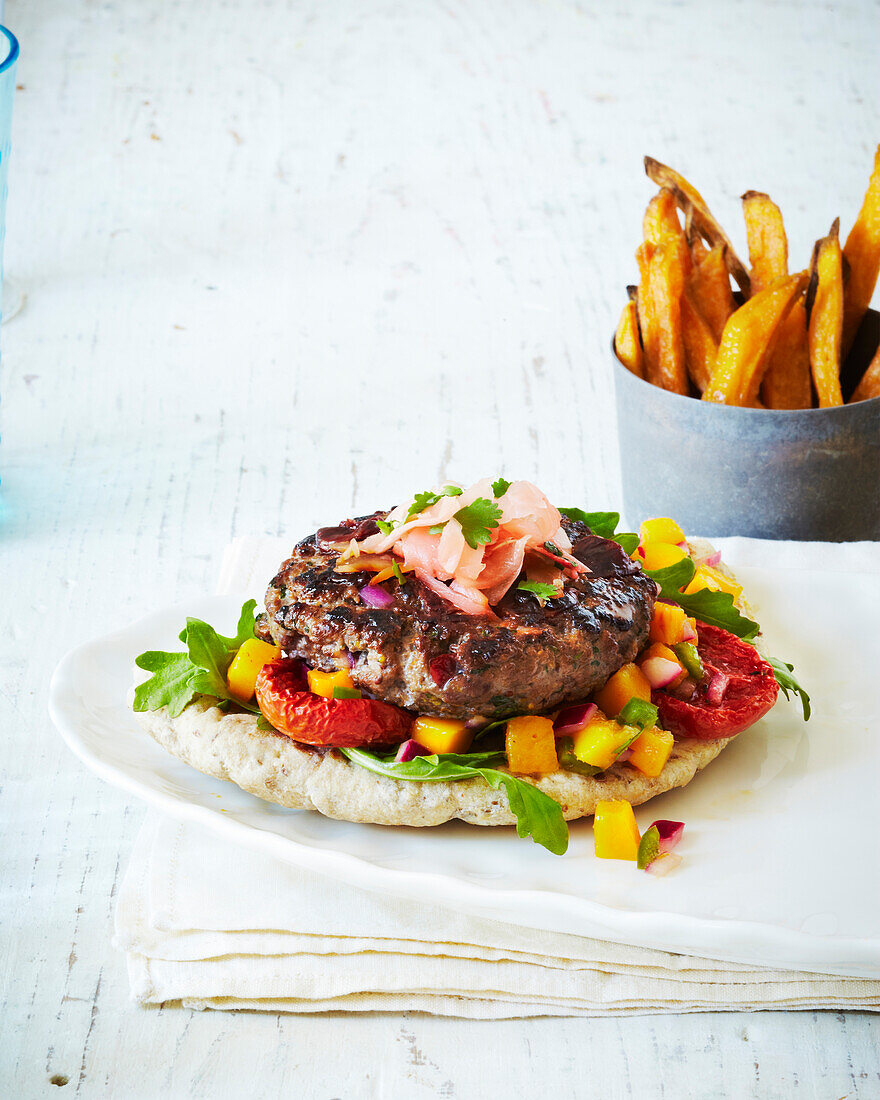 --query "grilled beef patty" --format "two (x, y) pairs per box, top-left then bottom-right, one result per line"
(258, 514), (657, 720)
